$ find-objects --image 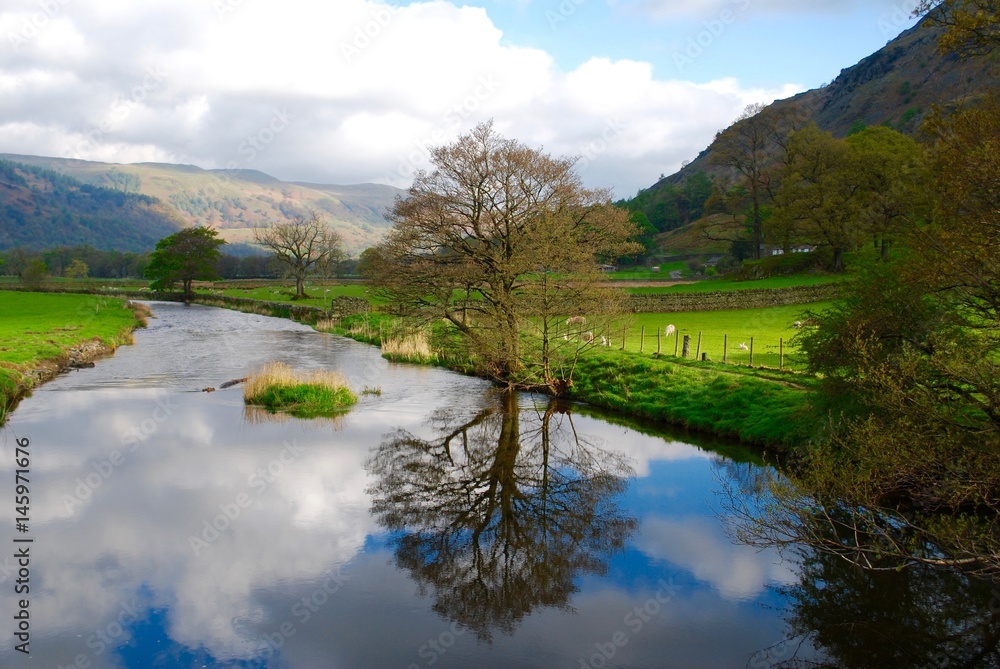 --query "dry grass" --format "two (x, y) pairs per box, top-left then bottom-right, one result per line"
(127, 301), (153, 327)
(381, 332), (436, 362)
(314, 318), (338, 333)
